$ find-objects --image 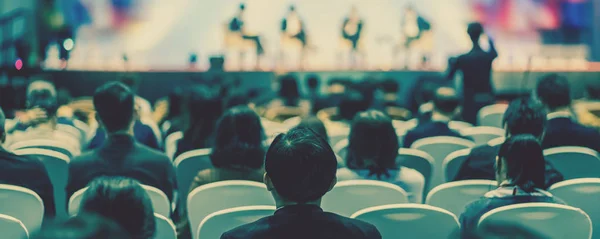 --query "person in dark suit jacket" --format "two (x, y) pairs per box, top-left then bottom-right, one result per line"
(403, 87), (468, 148)
(0, 107), (55, 219)
(447, 22), (498, 124)
(536, 74), (600, 152)
(221, 128), (381, 239)
(454, 98), (564, 188)
(67, 82), (177, 204)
